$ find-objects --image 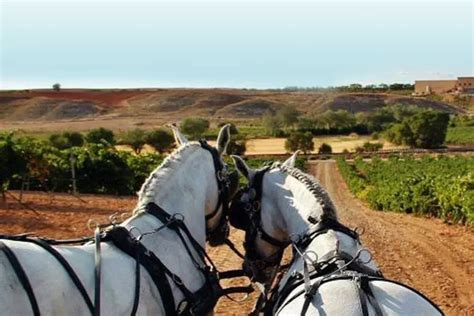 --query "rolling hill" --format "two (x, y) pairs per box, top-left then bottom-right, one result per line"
(0, 88), (465, 131)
